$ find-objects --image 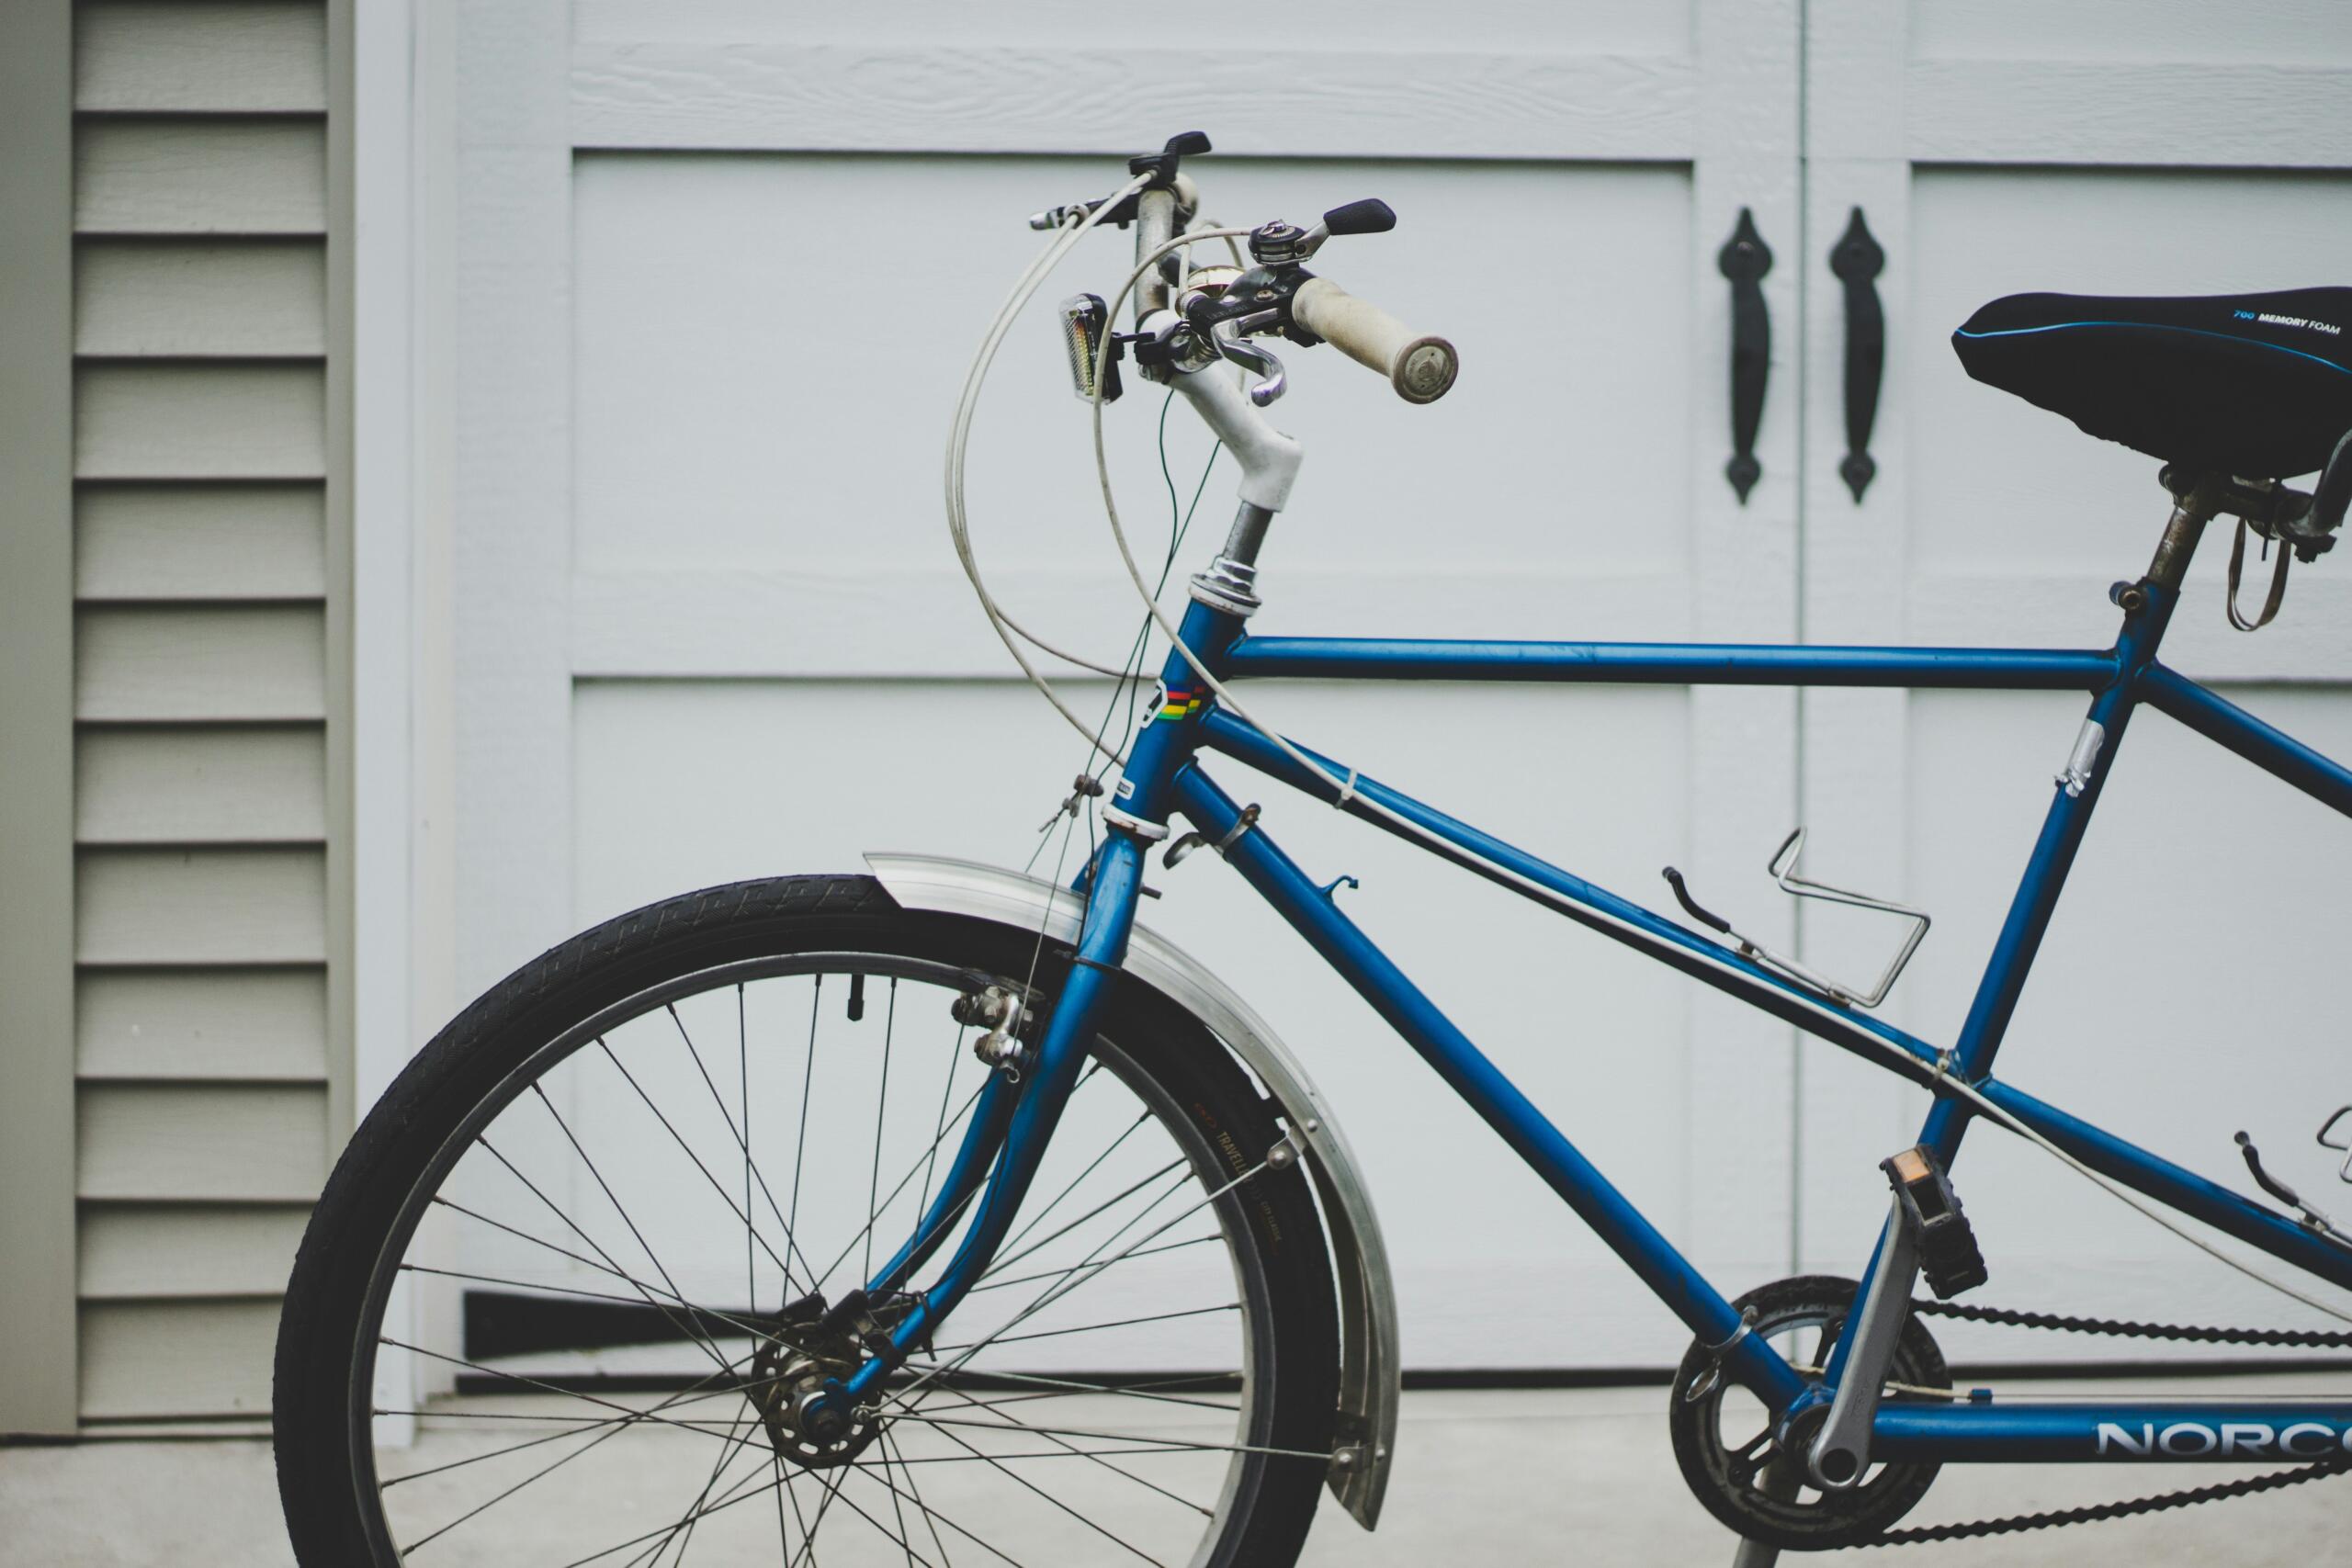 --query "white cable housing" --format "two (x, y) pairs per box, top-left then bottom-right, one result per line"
(943, 173), (1154, 759)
